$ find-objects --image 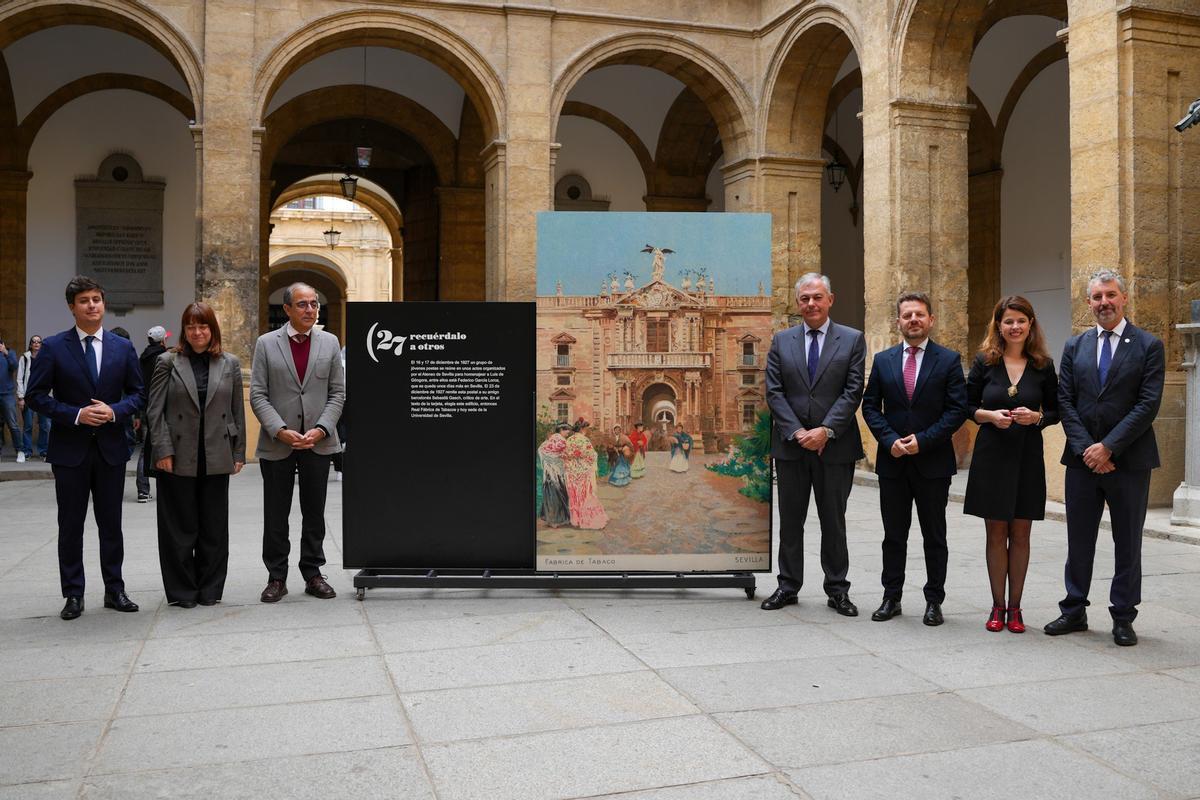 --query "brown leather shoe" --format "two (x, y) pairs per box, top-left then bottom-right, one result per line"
(305, 575), (336, 599)
(260, 579), (287, 603)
